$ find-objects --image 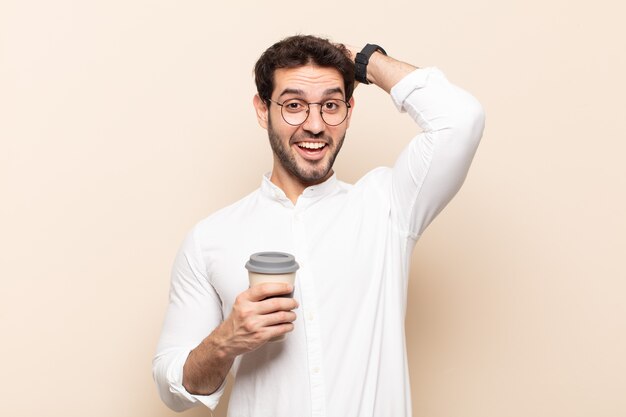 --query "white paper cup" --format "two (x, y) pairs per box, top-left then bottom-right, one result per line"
(245, 252), (299, 342)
